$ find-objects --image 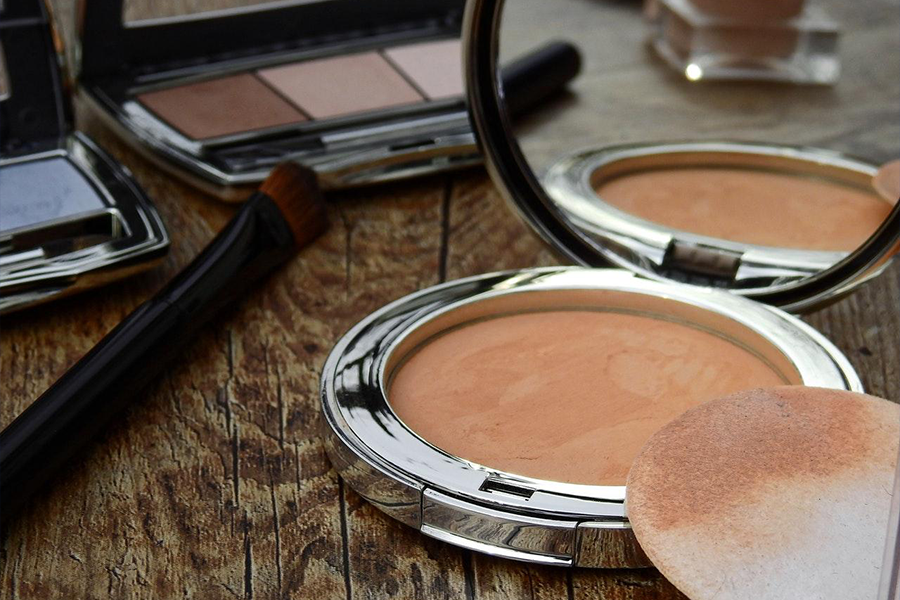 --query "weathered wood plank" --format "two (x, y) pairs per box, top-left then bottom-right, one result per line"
(1, 0), (897, 599)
